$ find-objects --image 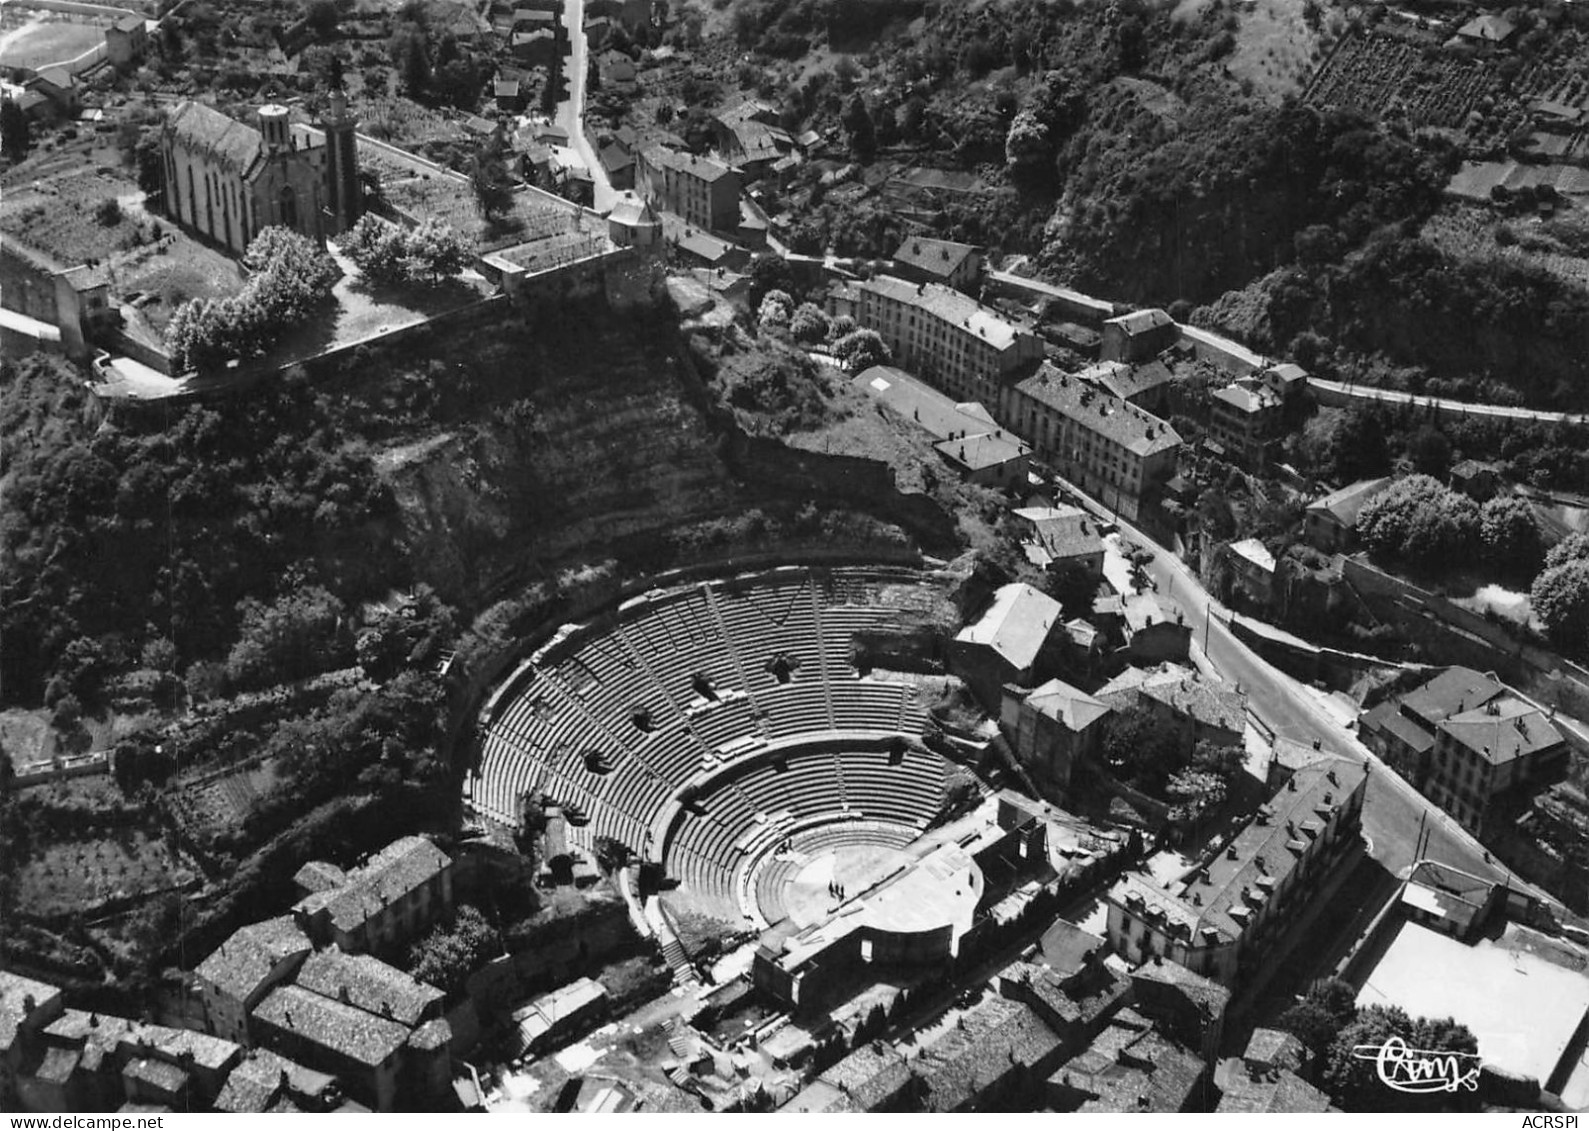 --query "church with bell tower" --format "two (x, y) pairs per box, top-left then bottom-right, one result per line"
(160, 59), (362, 257)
